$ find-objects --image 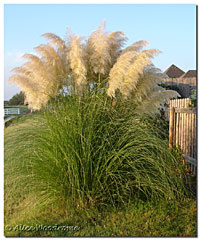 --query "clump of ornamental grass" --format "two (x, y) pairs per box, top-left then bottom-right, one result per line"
(7, 22), (189, 210)
(25, 87), (189, 210)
